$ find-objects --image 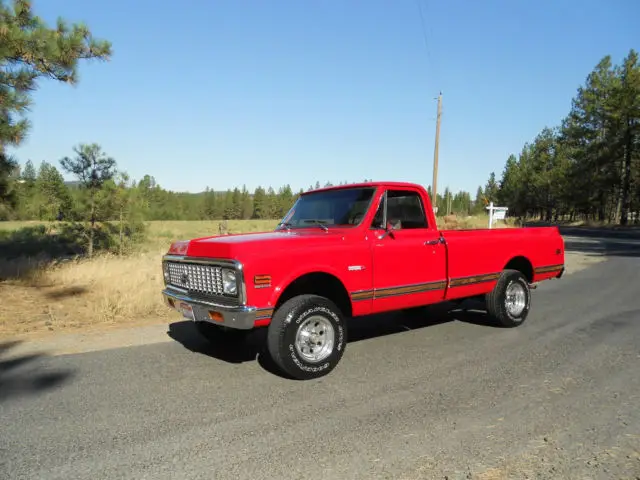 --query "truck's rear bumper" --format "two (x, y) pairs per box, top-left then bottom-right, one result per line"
(162, 288), (258, 330)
